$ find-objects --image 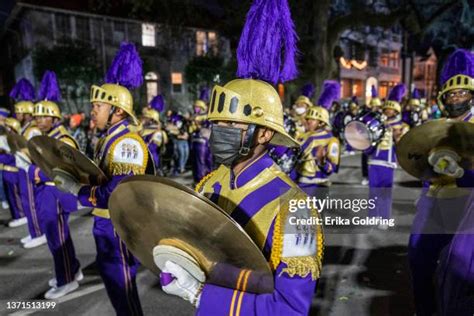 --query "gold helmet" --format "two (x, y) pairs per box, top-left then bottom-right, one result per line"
(33, 101), (62, 119)
(142, 107), (160, 123)
(383, 100), (401, 113)
(305, 106), (330, 126)
(208, 79), (297, 147)
(408, 98), (421, 107)
(5, 117), (21, 134)
(14, 101), (34, 114)
(194, 100), (208, 111)
(90, 84), (139, 125)
(295, 95), (314, 108)
(369, 97), (382, 108)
